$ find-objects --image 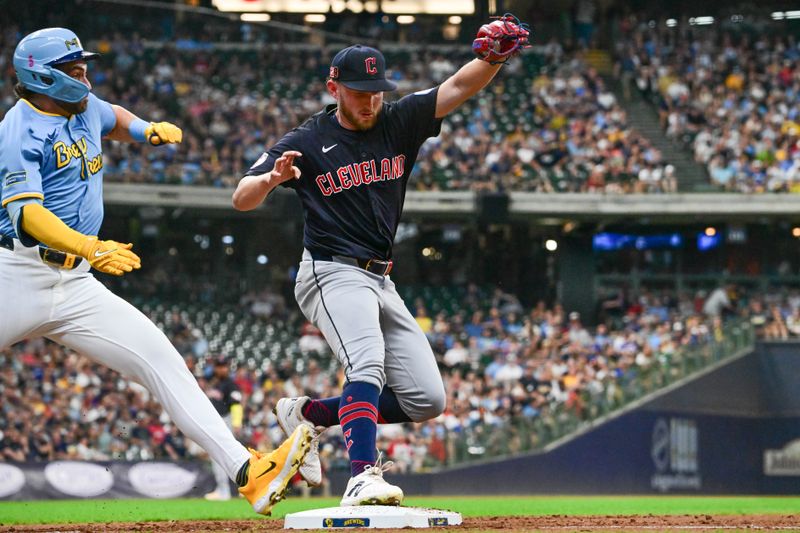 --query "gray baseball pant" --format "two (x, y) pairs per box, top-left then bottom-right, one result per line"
(294, 249), (445, 422)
